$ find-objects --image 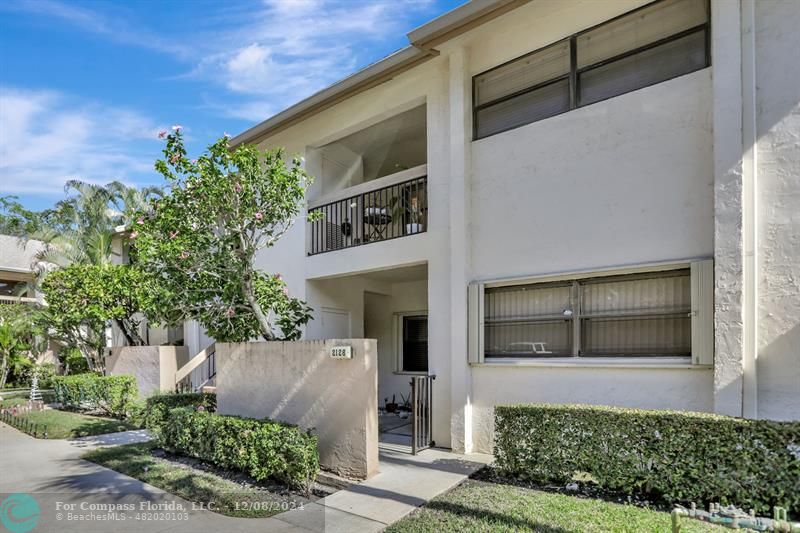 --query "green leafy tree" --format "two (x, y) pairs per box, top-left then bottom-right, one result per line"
(40, 264), (152, 370)
(0, 195), (44, 236)
(133, 129), (316, 341)
(0, 305), (46, 388)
